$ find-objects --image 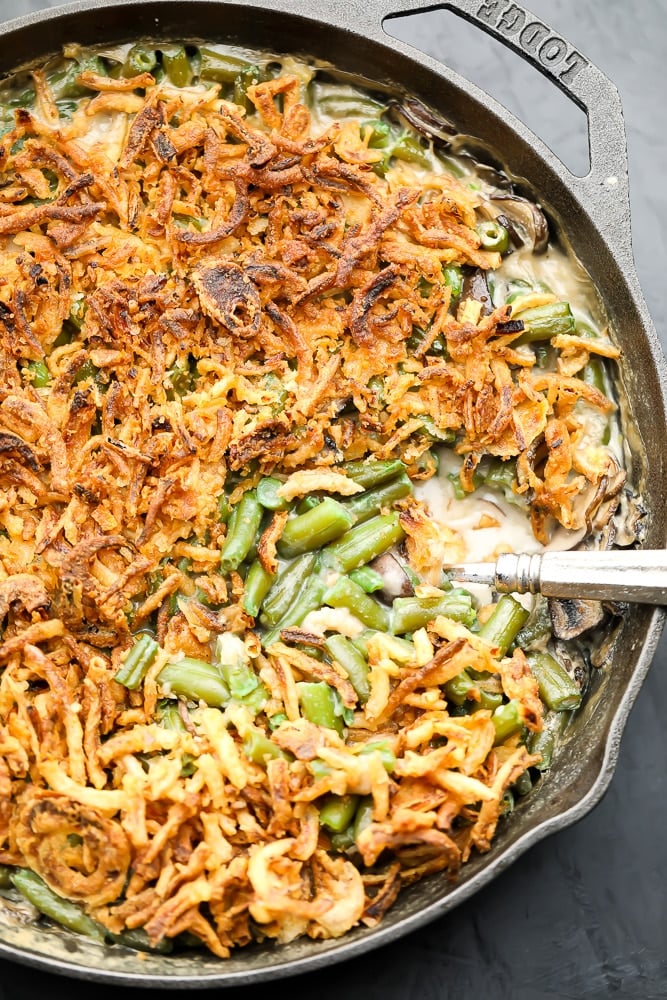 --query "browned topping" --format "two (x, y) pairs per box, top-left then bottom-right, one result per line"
(0, 51), (623, 959)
